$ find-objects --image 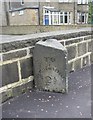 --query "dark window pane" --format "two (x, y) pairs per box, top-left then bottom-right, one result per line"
(65, 12), (67, 15)
(82, 15), (84, 22)
(65, 16), (67, 23)
(60, 16), (63, 23)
